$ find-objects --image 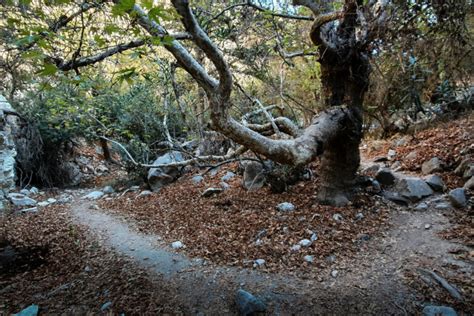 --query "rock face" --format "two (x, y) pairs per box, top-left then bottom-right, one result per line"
(395, 177), (434, 202)
(235, 289), (266, 316)
(422, 157), (443, 175)
(0, 96), (17, 211)
(242, 161), (266, 191)
(147, 151), (184, 191)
